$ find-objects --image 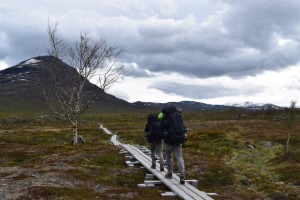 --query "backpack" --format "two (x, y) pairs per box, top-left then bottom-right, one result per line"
(162, 106), (187, 145)
(146, 114), (164, 143)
